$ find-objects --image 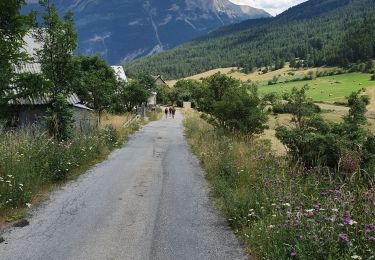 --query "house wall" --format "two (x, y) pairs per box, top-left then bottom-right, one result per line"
(18, 107), (47, 127)
(148, 93), (157, 106)
(16, 106), (97, 131)
(183, 102), (192, 109)
(72, 107), (98, 131)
